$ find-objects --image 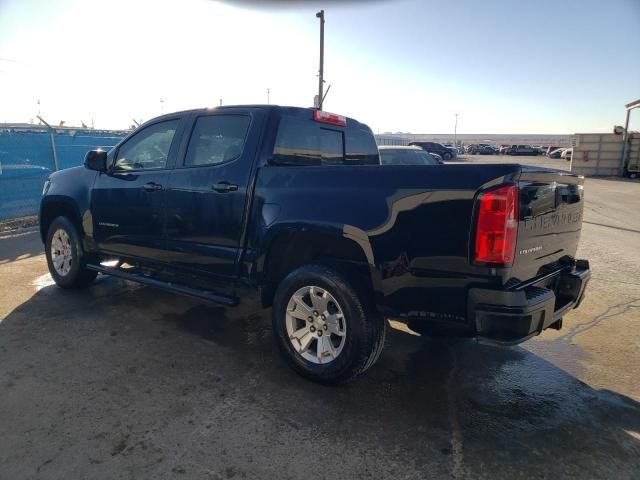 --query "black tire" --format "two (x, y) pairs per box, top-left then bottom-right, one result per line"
(45, 216), (98, 289)
(443, 152), (452, 160)
(272, 264), (386, 384)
